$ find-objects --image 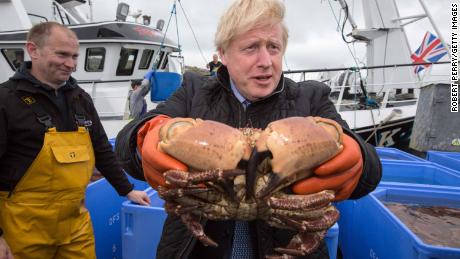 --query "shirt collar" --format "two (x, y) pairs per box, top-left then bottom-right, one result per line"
(230, 79), (251, 107)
